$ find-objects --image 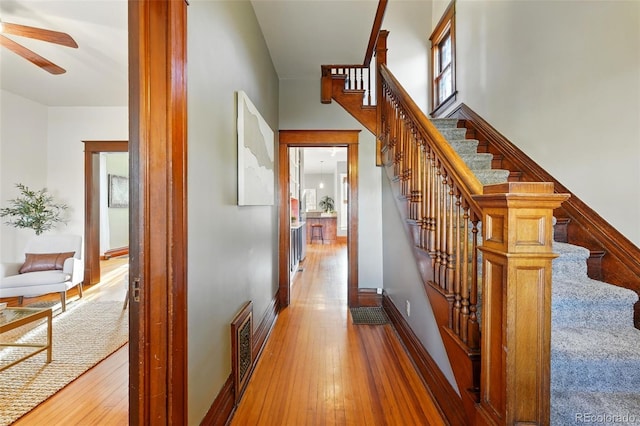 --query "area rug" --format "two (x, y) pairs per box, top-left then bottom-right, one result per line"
(350, 307), (389, 325)
(0, 301), (128, 425)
